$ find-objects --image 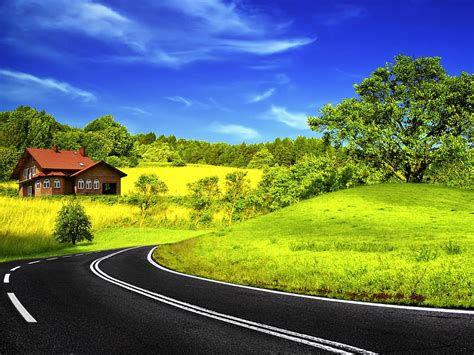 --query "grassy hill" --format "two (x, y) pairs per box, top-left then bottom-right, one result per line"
(155, 184), (474, 308)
